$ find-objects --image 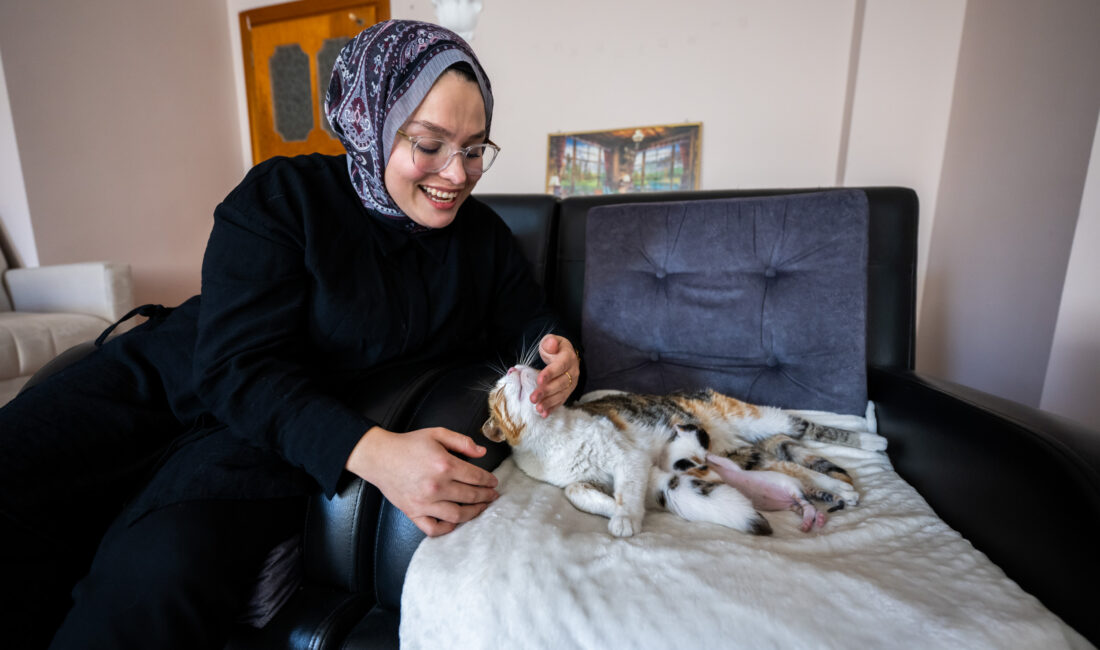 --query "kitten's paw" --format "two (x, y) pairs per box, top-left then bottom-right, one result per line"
(857, 433), (888, 452)
(609, 514), (639, 537)
(814, 487), (860, 511)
